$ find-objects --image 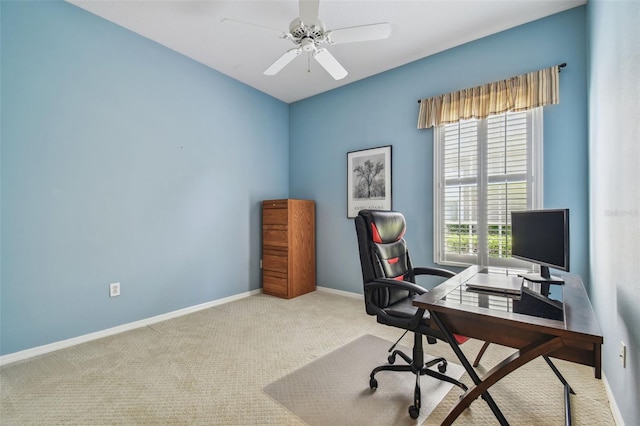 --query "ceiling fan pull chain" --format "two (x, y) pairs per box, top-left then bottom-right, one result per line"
(308, 53), (311, 74)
